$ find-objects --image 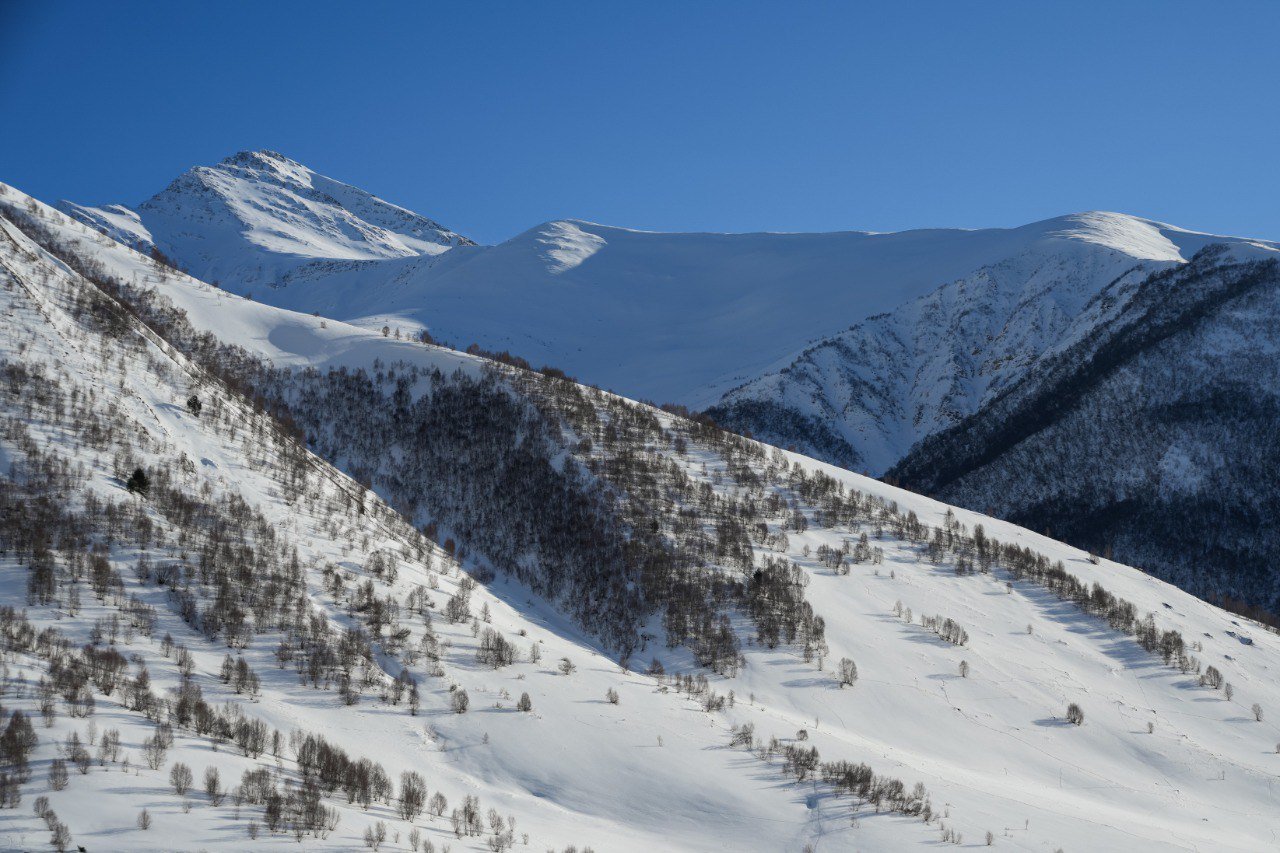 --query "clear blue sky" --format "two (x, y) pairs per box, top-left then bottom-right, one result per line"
(3, 0), (1278, 245)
